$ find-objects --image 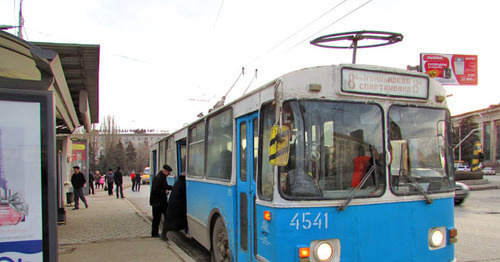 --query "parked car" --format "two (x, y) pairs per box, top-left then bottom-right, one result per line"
(482, 167), (496, 175)
(142, 167), (151, 184)
(456, 165), (471, 172)
(454, 181), (470, 205)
